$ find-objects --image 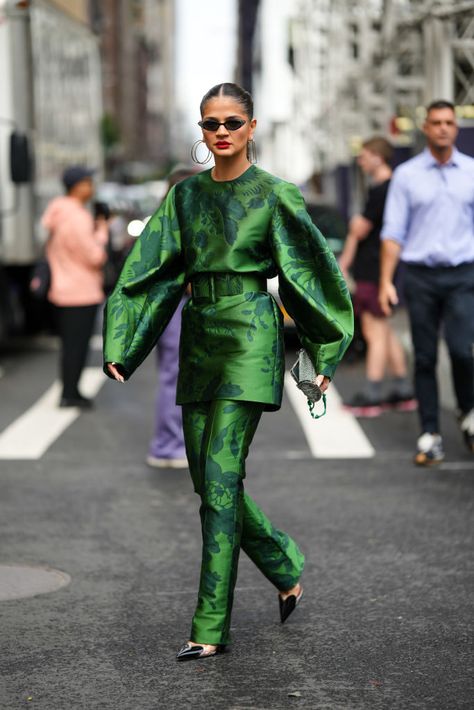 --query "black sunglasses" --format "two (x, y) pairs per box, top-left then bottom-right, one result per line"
(198, 118), (247, 132)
